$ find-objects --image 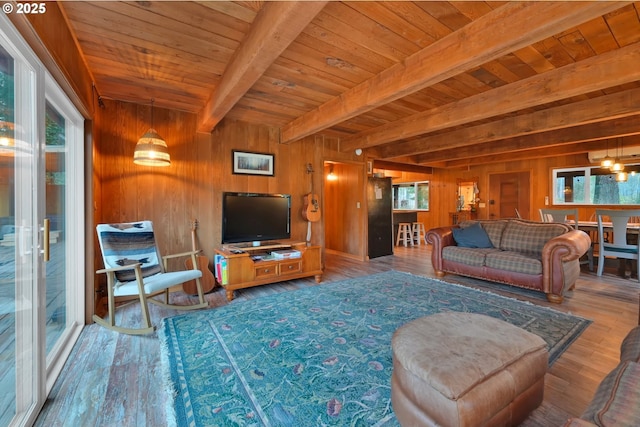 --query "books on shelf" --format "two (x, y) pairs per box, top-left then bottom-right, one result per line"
(214, 254), (228, 285)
